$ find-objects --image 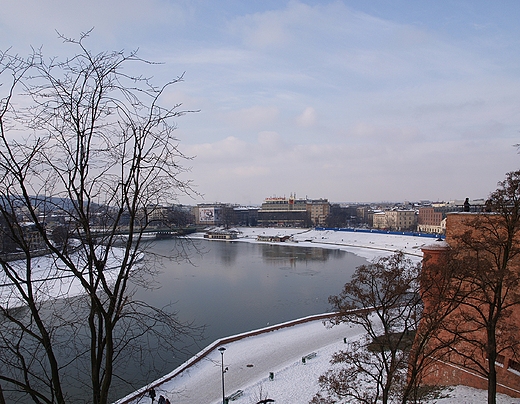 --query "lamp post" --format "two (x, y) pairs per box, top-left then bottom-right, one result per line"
(218, 347), (226, 404)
